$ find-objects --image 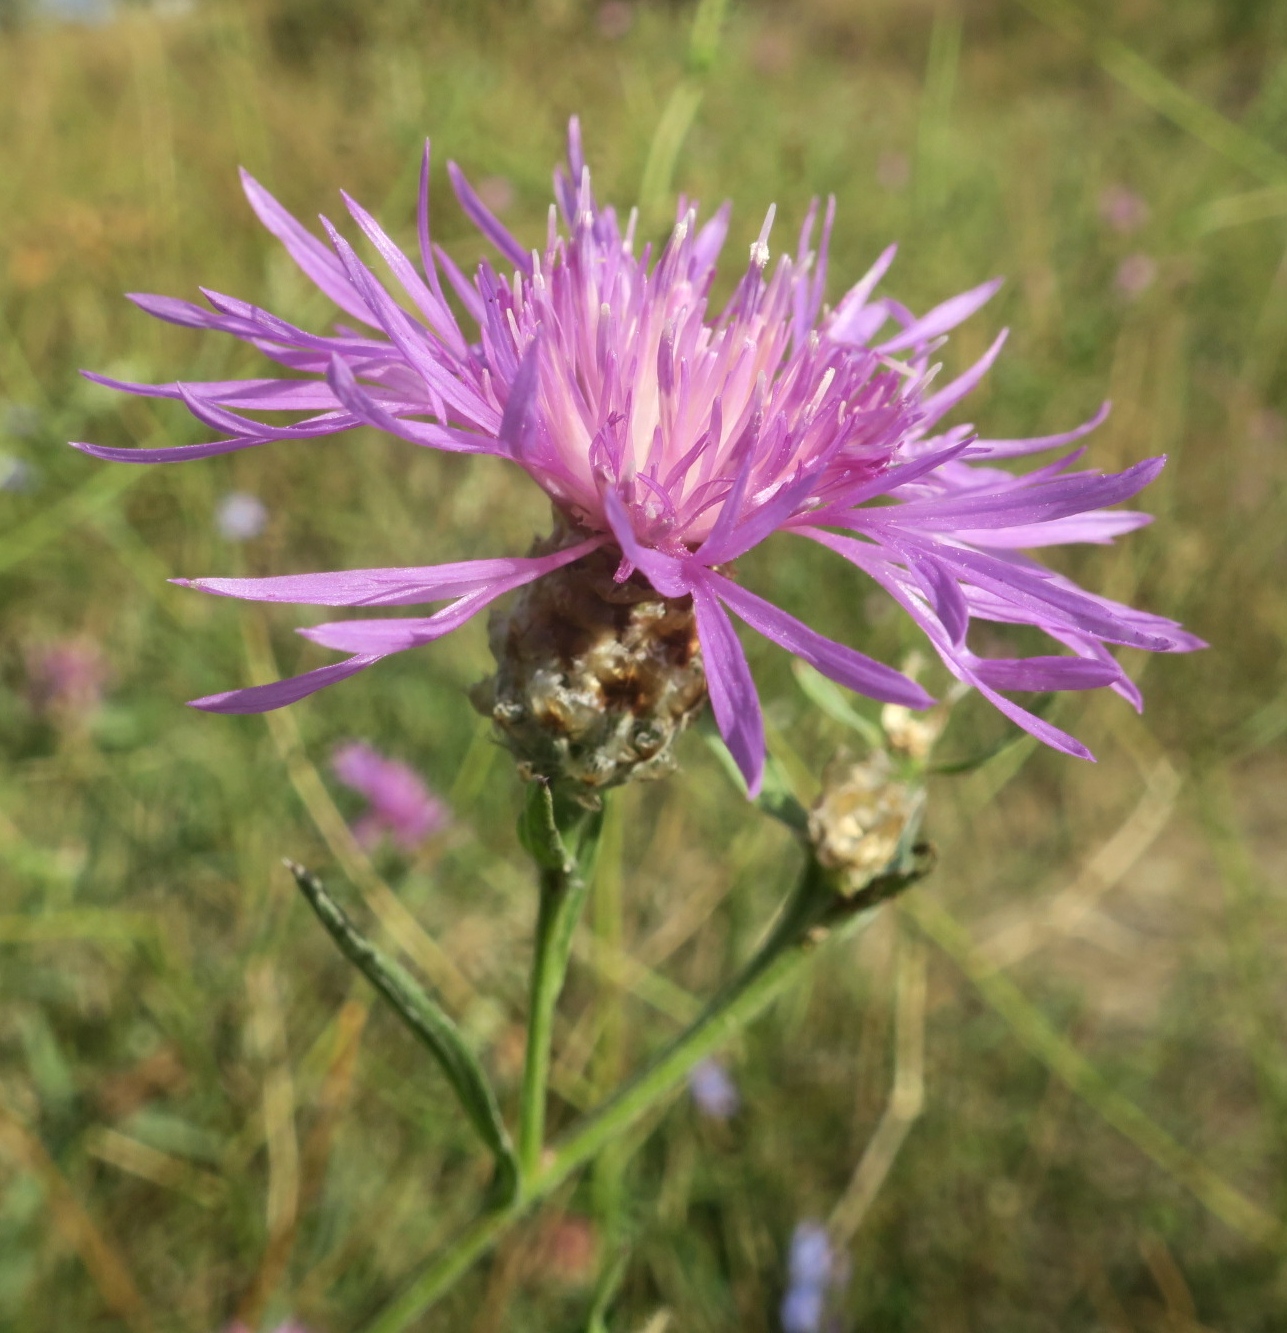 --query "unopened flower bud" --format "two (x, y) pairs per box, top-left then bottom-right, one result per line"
(808, 751), (924, 894)
(472, 525), (707, 796)
(879, 702), (947, 762)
